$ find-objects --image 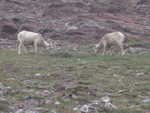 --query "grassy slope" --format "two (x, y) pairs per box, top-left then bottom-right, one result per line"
(0, 50), (150, 112)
